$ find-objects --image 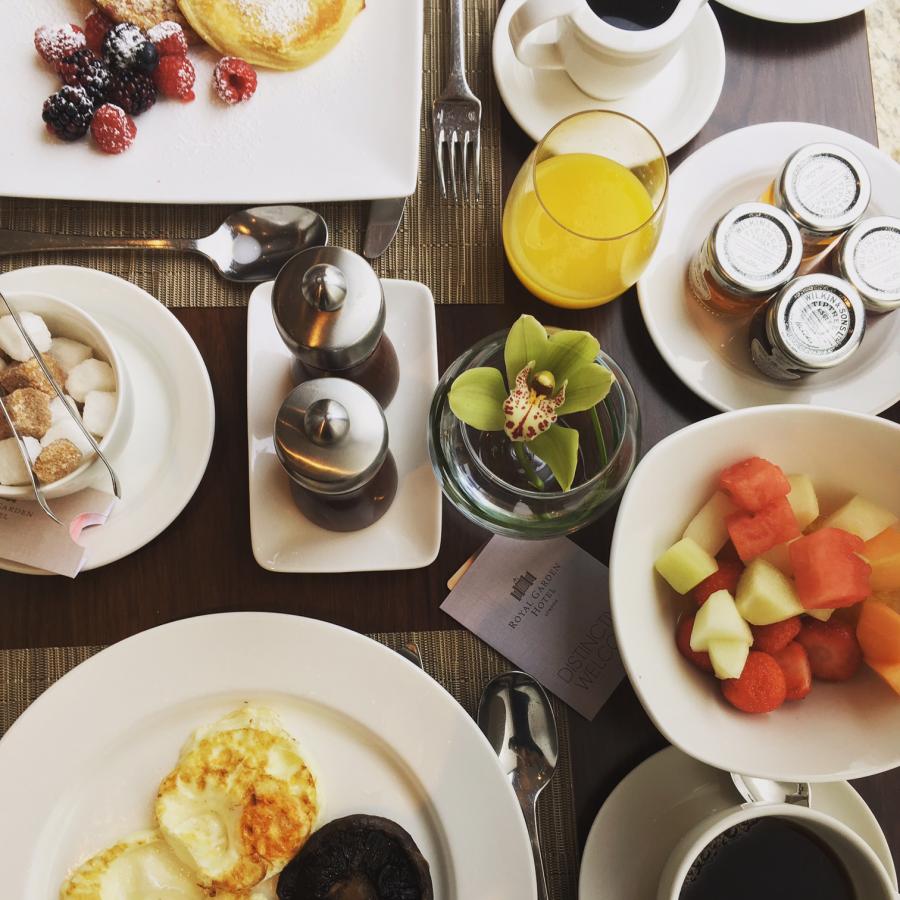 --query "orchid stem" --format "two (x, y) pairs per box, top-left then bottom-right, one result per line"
(590, 405), (608, 468)
(513, 440), (545, 491)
